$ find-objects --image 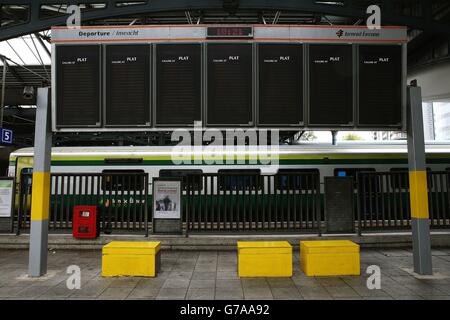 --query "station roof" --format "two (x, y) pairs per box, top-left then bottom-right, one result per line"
(1, 1), (449, 90)
(0, 1), (449, 147)
(0, 64), (49, 88)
